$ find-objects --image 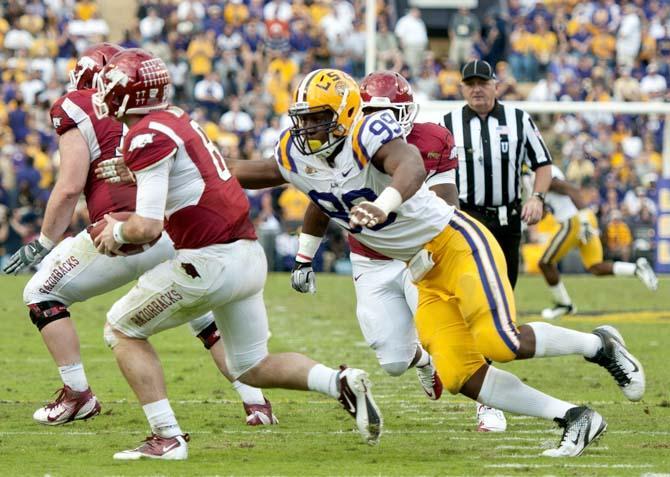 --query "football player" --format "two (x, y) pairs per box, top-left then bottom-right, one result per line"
(290, 71), (506, 432)
(3, 44), (277, 428)
(538, 165), (658, 319)
(92, 49), (381, 460)
(227, 68), (646, 457)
